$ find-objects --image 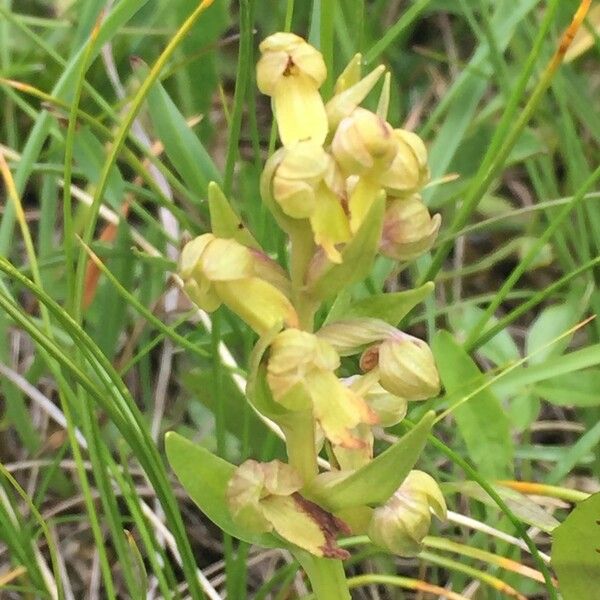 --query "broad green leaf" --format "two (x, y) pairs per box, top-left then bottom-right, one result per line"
(307, 195), (385, 301)
(507, 393), (541, 431)
(341, 282), (434, 326)
(534, 370), (600, 407)
(526, 298), (582, 365)
(165, 432), (279, 548)
(305, 411), (434, 511)
(449, 305), (520, 366)
(135, 60), (221, 197)
(553, 492), (600, 600)
(208, 182), (260, 249)
(433, 331), (513, 478)
(445, 481), (558, 532)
